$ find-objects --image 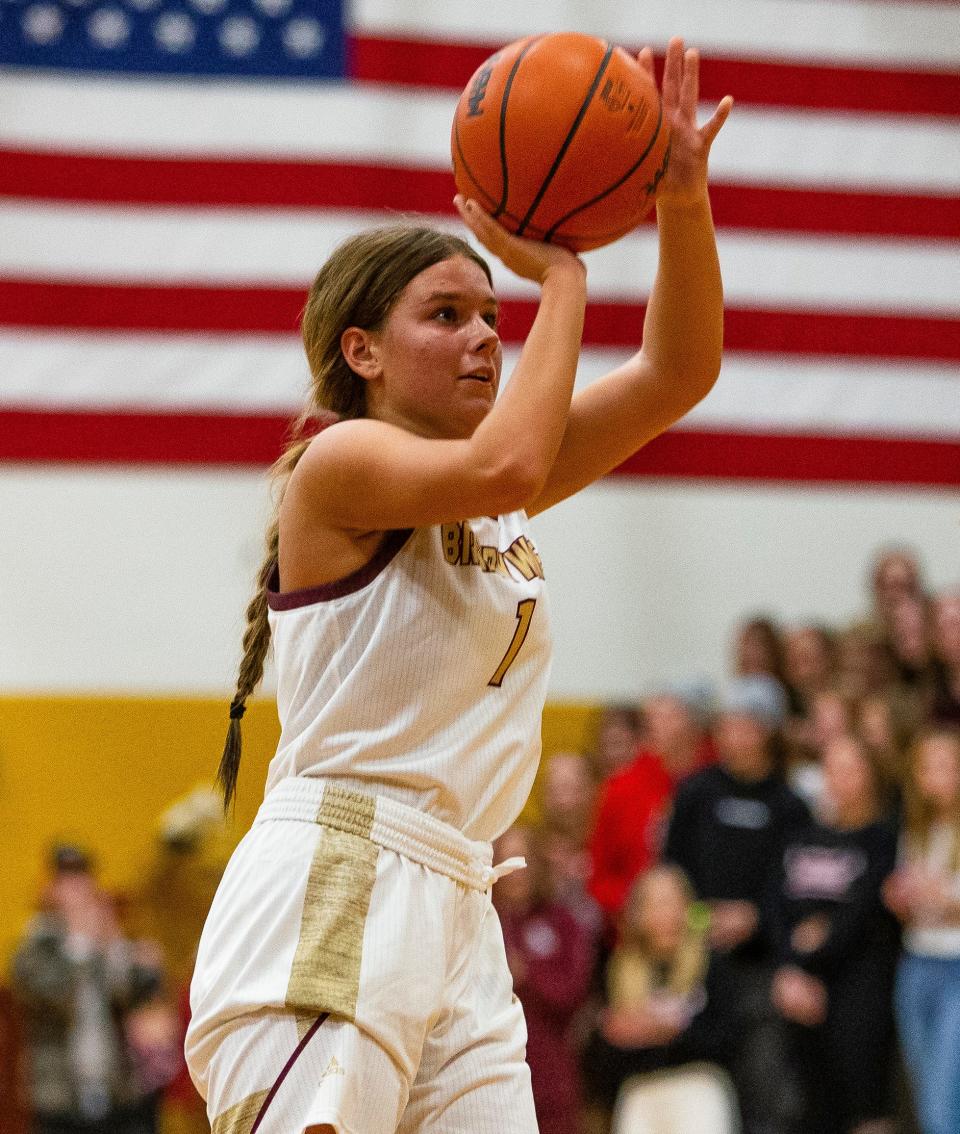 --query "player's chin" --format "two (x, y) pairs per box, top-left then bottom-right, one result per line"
(454, 390), (495, 435)
(456, 377), (497, 406)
